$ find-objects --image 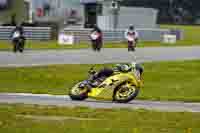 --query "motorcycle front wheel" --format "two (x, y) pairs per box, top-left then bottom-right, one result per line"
(113, 82), (139, 103)
(69, 82), (88, 101)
